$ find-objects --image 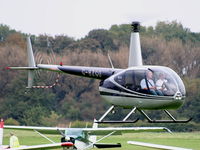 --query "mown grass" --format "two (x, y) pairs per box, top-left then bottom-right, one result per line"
(3, 129), (200, 150)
